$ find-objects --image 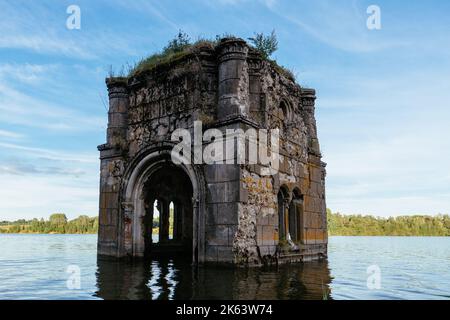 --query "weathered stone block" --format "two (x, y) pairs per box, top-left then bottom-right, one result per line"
(262, 226), (276, 243)
(97, 37), (327, 266)
(207, 181), (240, 203)
(99, 208), (118, 226)
(304, 196), (321, 213)
(256, 213), (268, 226)
(206, 203), (217, 226)
(205, 224), (229, 246)
(309, 165), (322, 183)
(217, 203), (238, 224)
(97, 241), (118, 257)
(216, 246), (234, 263)
(99, 208), (108, 226)
(249, 77), (261, 94)
(205, 164), (240, 183)
(256, 227), (263, 244)
(227, 225), (238, 246)
(100, 226), (118, 243)
(204, 245), (218, 262)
